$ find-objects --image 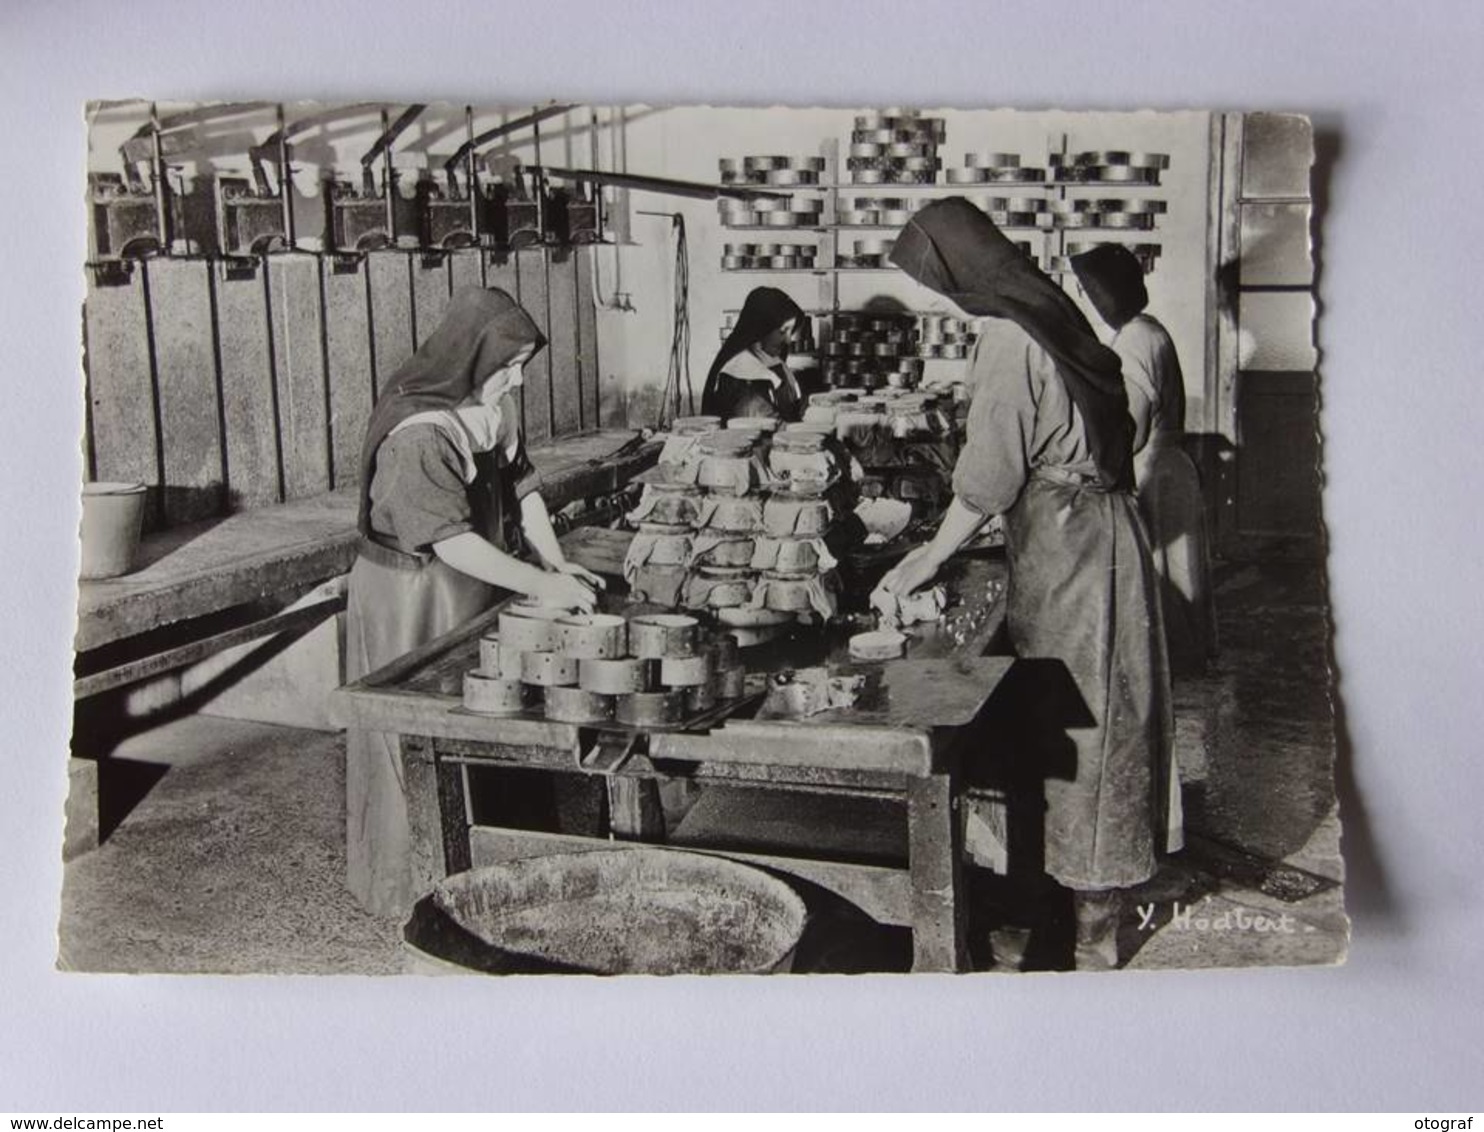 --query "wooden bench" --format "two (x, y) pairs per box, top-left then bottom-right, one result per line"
(74, 429), (659, 694)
